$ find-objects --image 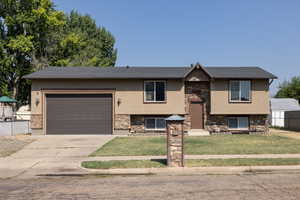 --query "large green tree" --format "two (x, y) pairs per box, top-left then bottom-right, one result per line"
(50, 10), (117, 67)
(0, 0), (65, 106)
(0, 1), (117, 106)
(275, 76), (300, 103)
